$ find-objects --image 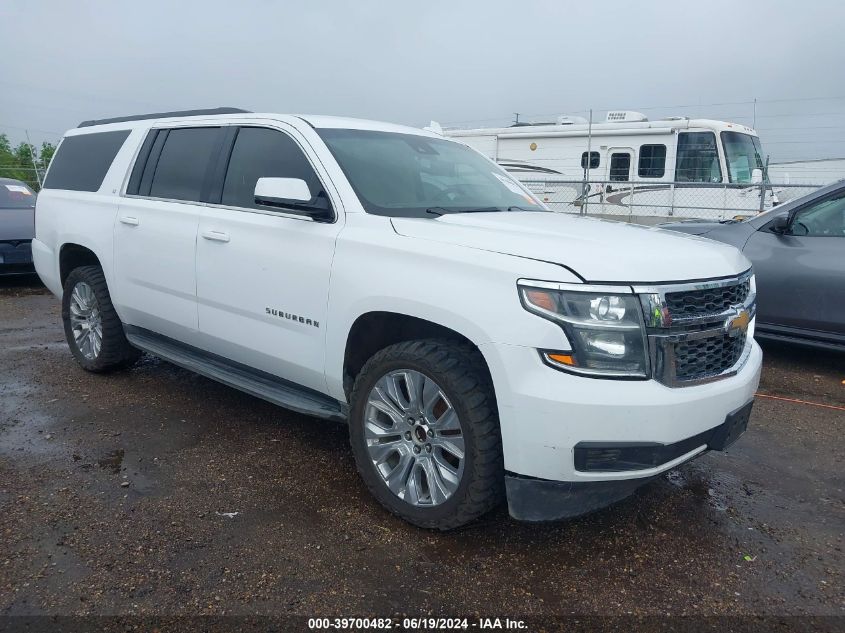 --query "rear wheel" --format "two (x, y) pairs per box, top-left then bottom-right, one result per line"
(62, 266), (140, 372)
(349, 339), (503, 530)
